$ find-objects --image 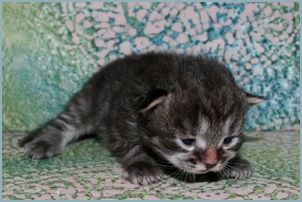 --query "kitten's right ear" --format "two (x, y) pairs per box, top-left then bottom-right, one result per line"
(245, 92), (266, 106)
(135, 89), (168, 114)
